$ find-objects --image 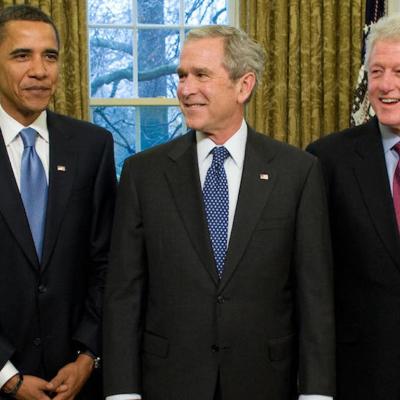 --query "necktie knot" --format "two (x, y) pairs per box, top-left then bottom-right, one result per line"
(20, 127), (37, 148)
(393, 141), (400, 156)
(211, 146), (230, 168)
